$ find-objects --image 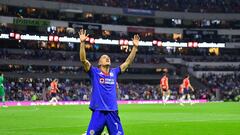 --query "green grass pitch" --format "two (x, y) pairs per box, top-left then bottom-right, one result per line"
(0, 102), (240, 135)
